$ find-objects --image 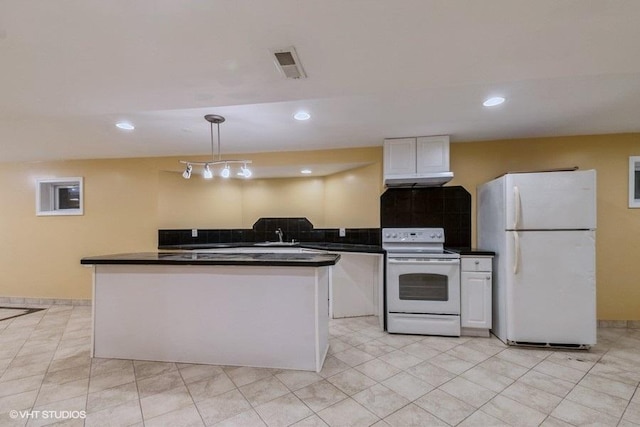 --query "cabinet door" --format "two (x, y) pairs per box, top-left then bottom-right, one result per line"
(384, 138), (416, 176)
(416, 136), (449, 173)
(461, 272), (492, 329)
